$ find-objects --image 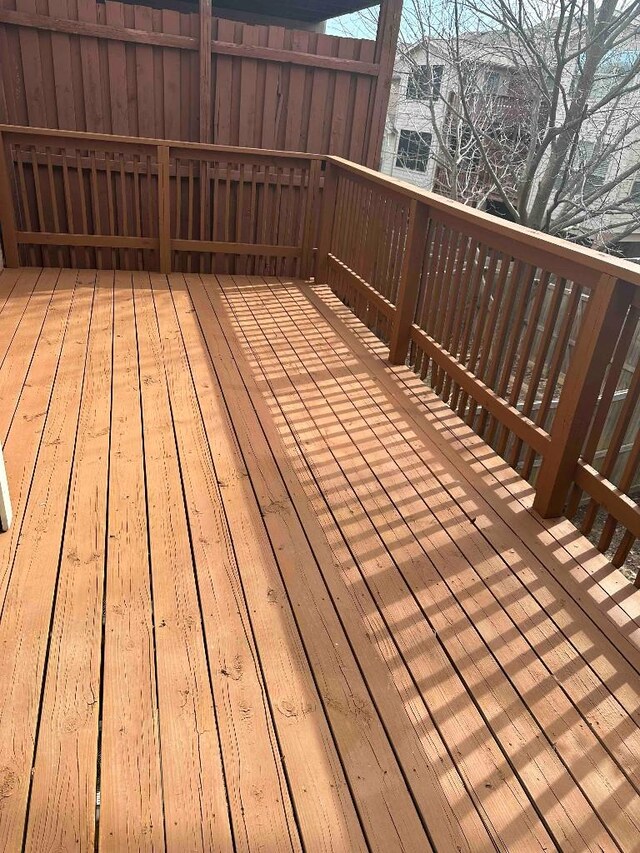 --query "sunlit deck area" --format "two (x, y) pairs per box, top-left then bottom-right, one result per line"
(0, 267), (638, 851)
